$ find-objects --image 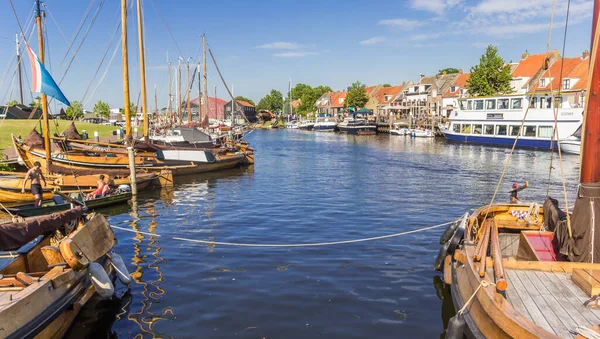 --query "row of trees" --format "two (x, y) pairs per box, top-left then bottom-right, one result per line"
(3, 98), (139, 120)
(255, 84), (334, 116)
